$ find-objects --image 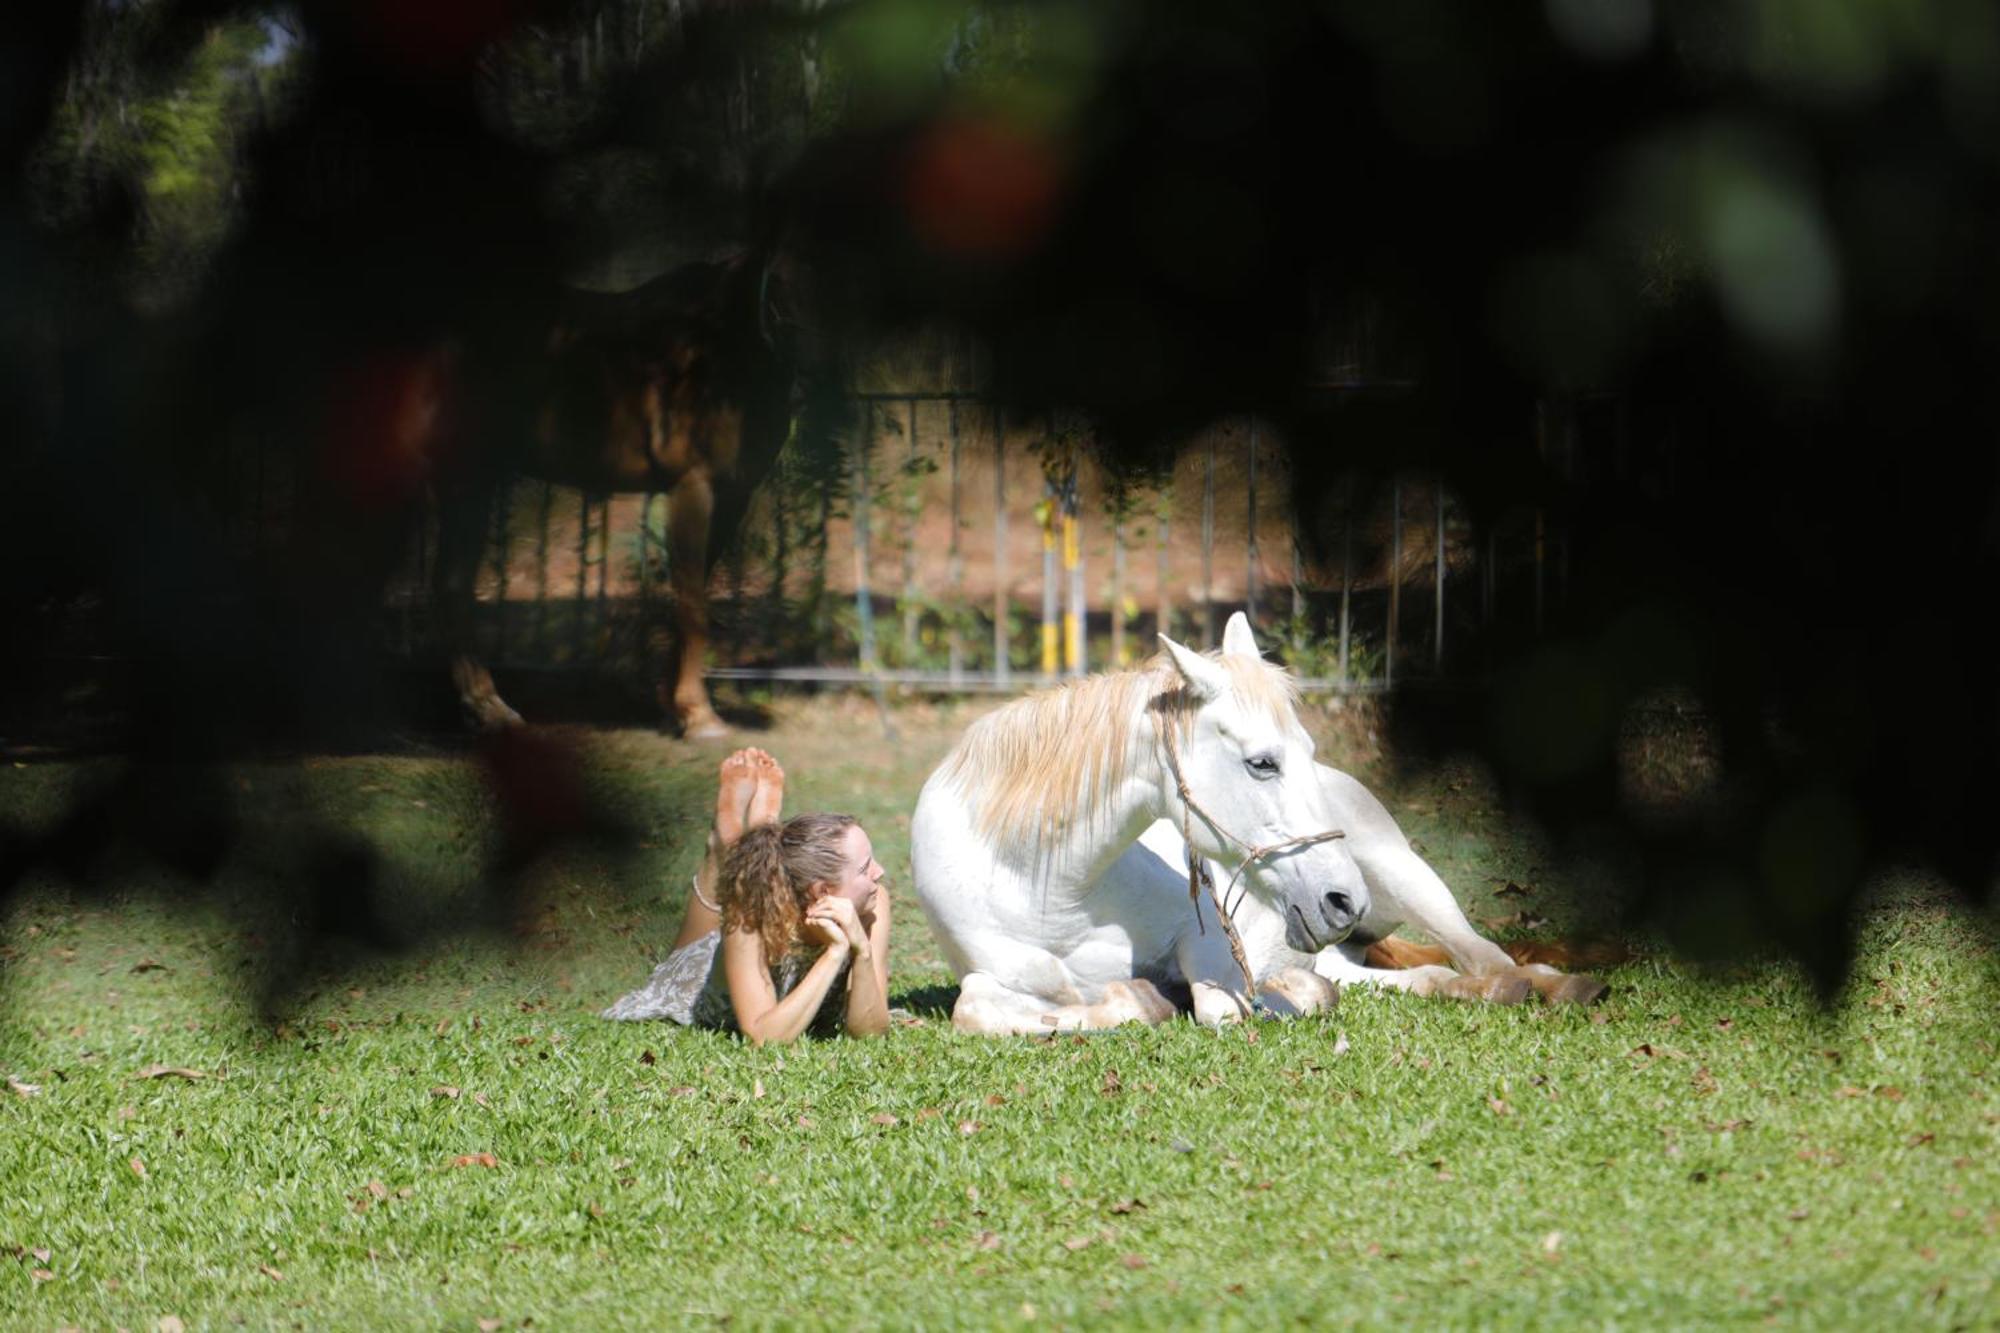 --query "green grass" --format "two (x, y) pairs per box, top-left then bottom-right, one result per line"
(2, 697), (1997, 1329)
